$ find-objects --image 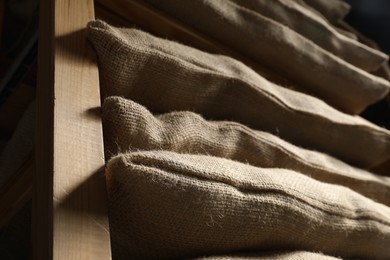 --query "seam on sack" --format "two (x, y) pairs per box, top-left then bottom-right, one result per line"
(213, 121), (389, 188)
(123, 153), (390, 227)
(109, 98), (390, 204)
(226, 0), (390, 88)
(98, 26), (390, 138)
